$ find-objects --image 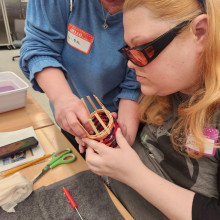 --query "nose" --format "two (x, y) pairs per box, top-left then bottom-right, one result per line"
(127, 60), (136, 69)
